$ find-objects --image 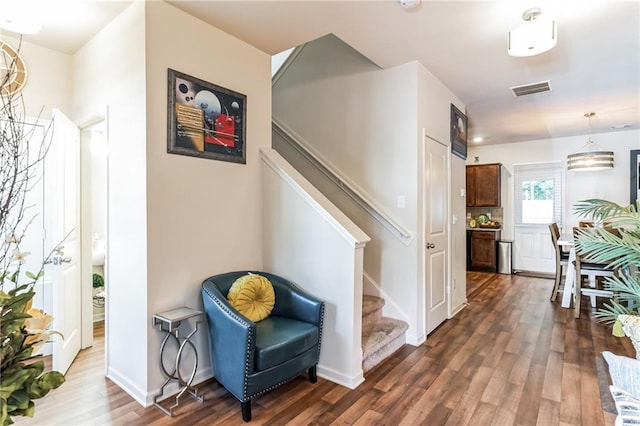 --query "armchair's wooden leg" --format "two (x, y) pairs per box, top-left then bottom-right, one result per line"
(308, 366), (317, 383)
(241, 401), (251, 422)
